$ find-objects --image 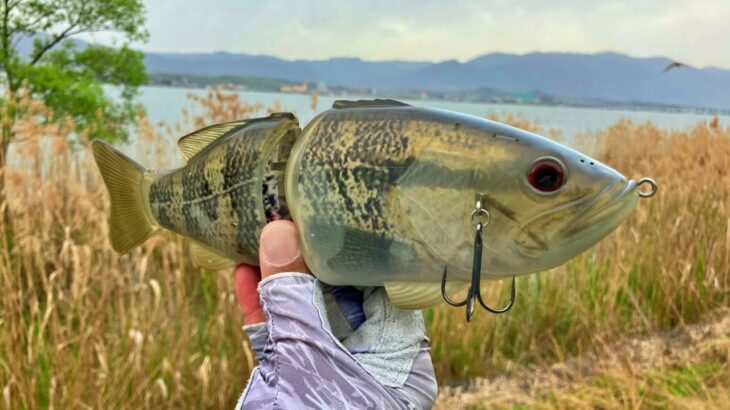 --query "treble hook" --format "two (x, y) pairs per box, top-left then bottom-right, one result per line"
(441, 196), (516, 322)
